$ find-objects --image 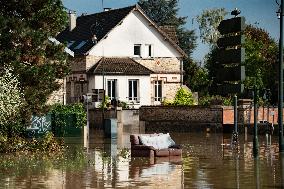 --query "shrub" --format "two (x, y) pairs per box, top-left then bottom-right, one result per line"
(50, 103), (86, 128)
(98, 96), (110, 109)
(173, 87), (194, 106)
(199, 95), (232, 106)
